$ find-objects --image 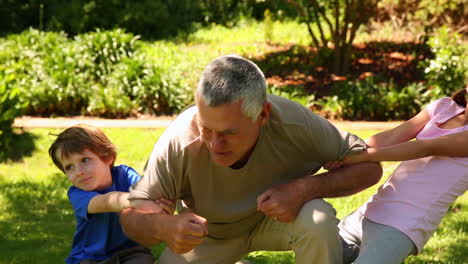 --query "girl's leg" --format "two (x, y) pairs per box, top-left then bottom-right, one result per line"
(338, 210), (365, 264)
(354, 218), (416, 264)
